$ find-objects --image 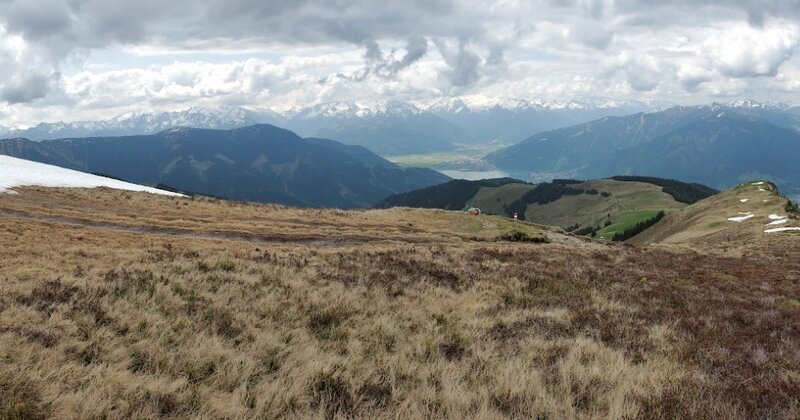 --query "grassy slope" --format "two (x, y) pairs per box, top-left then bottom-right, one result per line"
(631, 181), (800, 251)
(524, 180), (686, 239)
(380, 179), (696, 242)
(1, 187), (799, 419)
(469, 183), (537, 215)
(598, 210), (662, 240)
(457, 180), (686, 241)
